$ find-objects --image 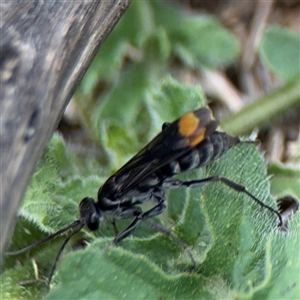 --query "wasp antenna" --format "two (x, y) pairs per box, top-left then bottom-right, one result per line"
(47, 222), (84, 285)
(6, 220), (81, 256)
